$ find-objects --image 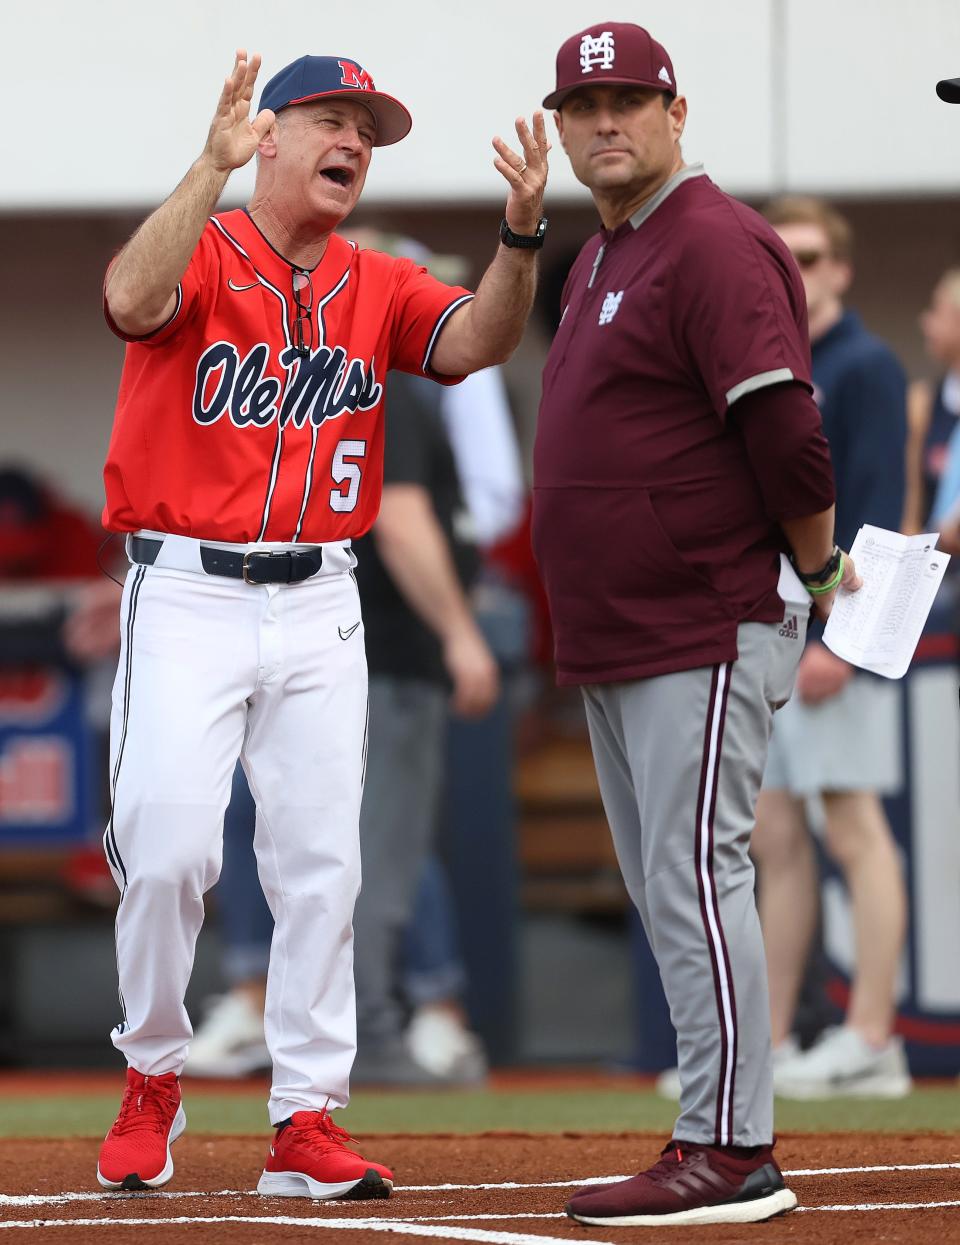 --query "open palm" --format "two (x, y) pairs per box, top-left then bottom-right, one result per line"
(205, 50), (275, 173)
